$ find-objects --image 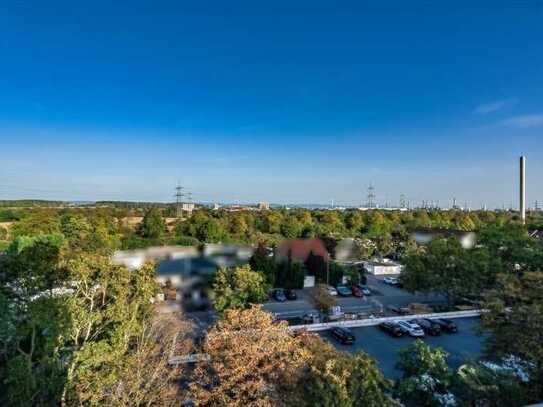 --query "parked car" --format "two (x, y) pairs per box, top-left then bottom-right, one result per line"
(353, 283), (371, 296)
(387, 305), (411, 315)
(331, 327), (355, 344)
(326, 286), (338, 296)
(285, 289), (297, 300)
(411, 318), (441, 336)
(351, 285), (363, 297)
(383, 277), (399, 285)
(336, 285), (352, 297)
(432, 318), (458, 333)
(273, 289), (287, 302)
(397, 320), (425, 337)
(378, 321), (404, 337)
(360, 285), (372, 296)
